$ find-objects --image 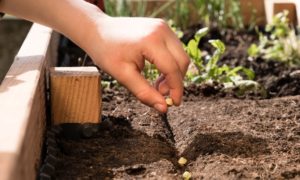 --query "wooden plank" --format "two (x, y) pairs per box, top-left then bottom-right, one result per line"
(0, 24), (53, 180)
(264, 0), (300, 25)
(240, 0), (266, 26)
(50, 67), (102, 125)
